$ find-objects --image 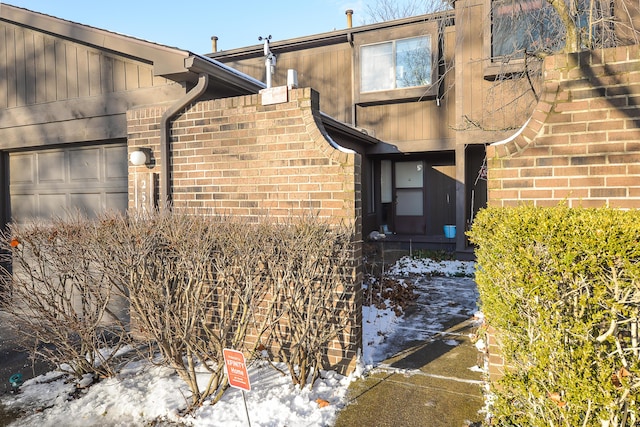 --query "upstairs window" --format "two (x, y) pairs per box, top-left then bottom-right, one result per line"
(491, 0), (563, 59)
(491, 0), (614, 61)
(361, 35), (432, 93)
